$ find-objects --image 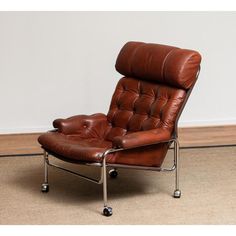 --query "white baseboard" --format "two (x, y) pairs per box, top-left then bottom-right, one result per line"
(0, 118), (236, 134)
